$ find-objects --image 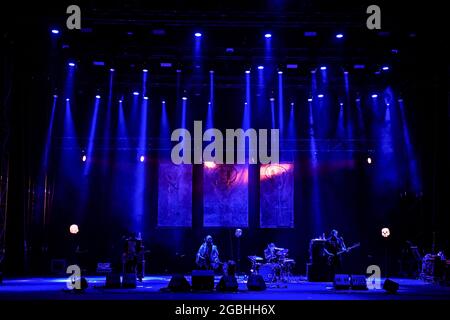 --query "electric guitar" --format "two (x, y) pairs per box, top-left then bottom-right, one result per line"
(327, 242), (360, 265)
